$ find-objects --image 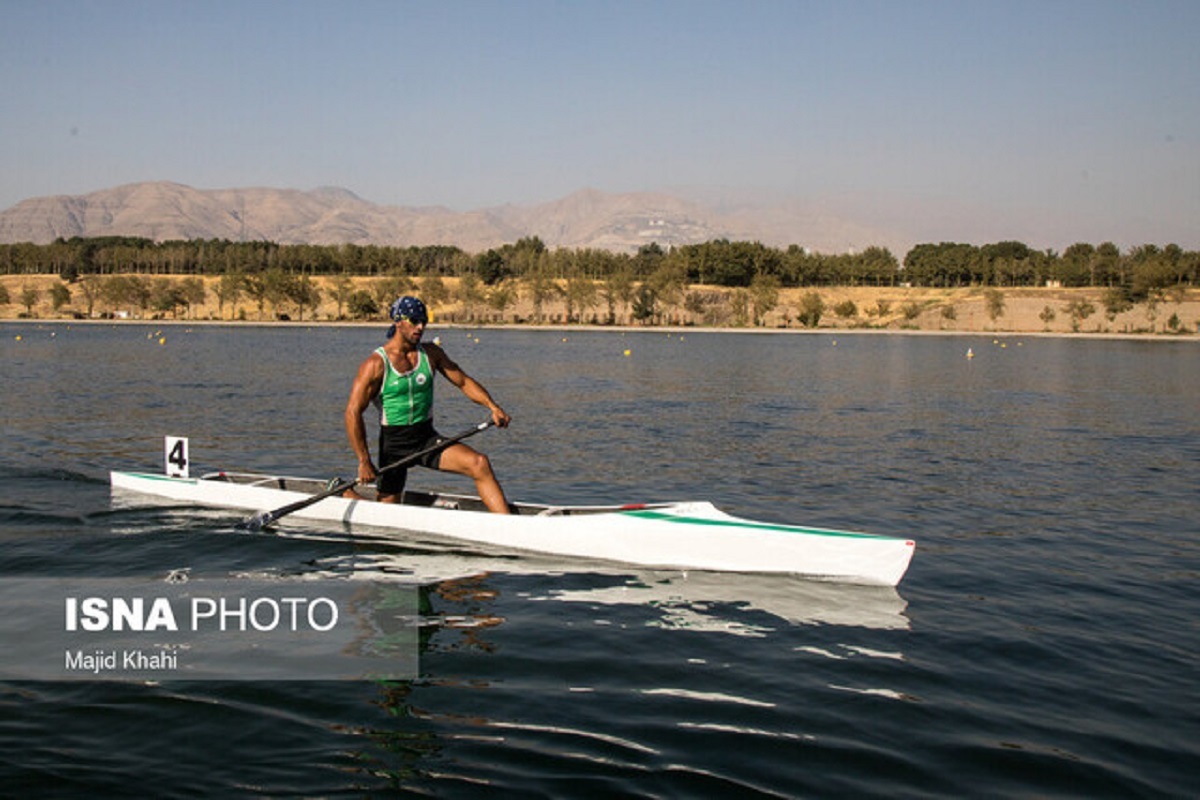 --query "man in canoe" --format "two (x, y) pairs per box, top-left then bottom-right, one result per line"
(344, 295), (513, 513)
